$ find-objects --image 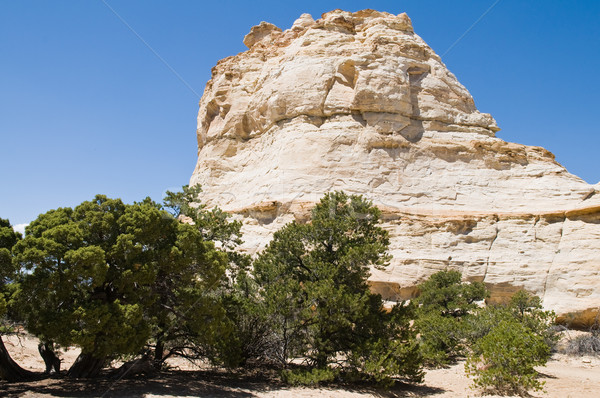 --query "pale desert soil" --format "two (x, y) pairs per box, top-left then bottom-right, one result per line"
(1, 333), (598, 398)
